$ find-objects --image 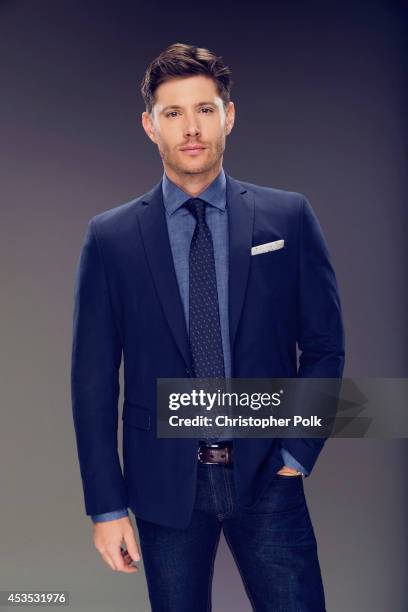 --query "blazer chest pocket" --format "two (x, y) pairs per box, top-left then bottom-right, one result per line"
(250, 242), (287, 294)
(122, 400), (151, 430)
